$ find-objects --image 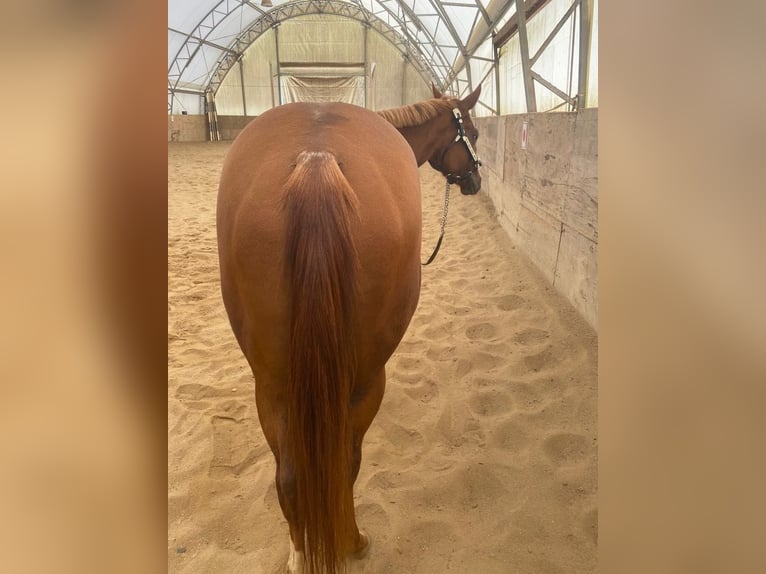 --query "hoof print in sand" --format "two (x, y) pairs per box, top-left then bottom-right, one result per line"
(209, 411), (258, 478)
(494, 294), (526, 312)
(465, 322), (497, 341)
(542, 432), (589, 466)
(467, 390), (512, 417)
